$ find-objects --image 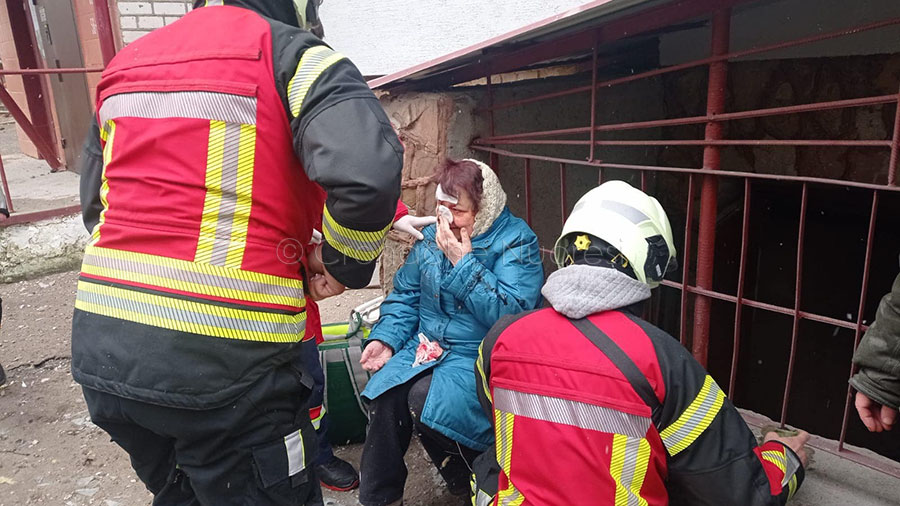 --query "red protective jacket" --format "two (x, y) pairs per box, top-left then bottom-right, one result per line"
(473, 307), (804, 505)
(73, 4), (402, 409)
